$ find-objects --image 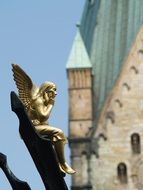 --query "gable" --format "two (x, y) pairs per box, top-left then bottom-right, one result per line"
(95, 25), (143, 138)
